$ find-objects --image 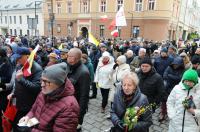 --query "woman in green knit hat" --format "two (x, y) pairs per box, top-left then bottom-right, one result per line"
(167, 69), (200, 132)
